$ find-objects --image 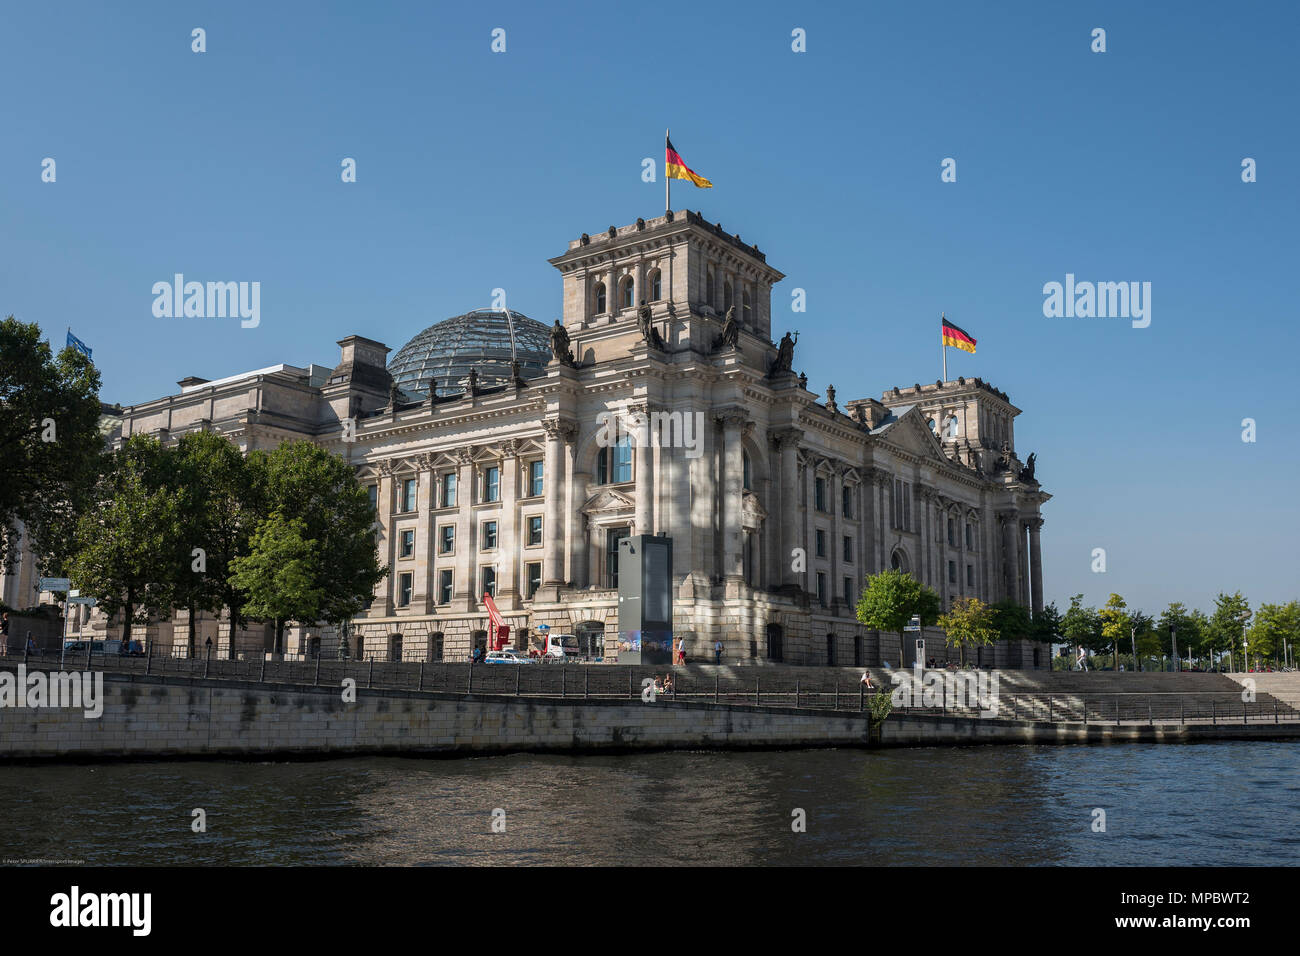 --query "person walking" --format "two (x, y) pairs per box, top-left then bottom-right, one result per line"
(0, 612), (9, 657)
(714, 639), (723, 665)
(675, 637), (686, 666)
